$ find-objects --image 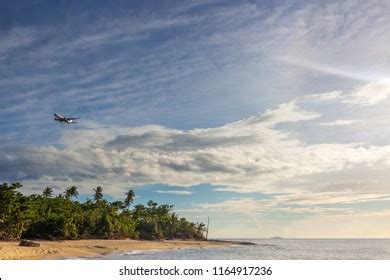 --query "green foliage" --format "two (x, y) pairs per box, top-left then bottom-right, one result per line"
(0, 183), (206, 241)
